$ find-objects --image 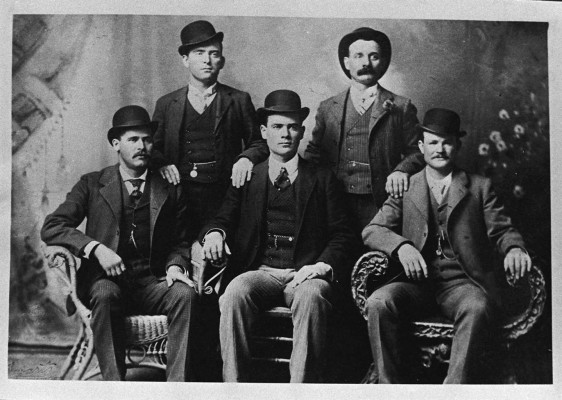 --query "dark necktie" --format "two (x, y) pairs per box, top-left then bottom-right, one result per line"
(274, 167), (291, 190)
(129, 178), (143, 202)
